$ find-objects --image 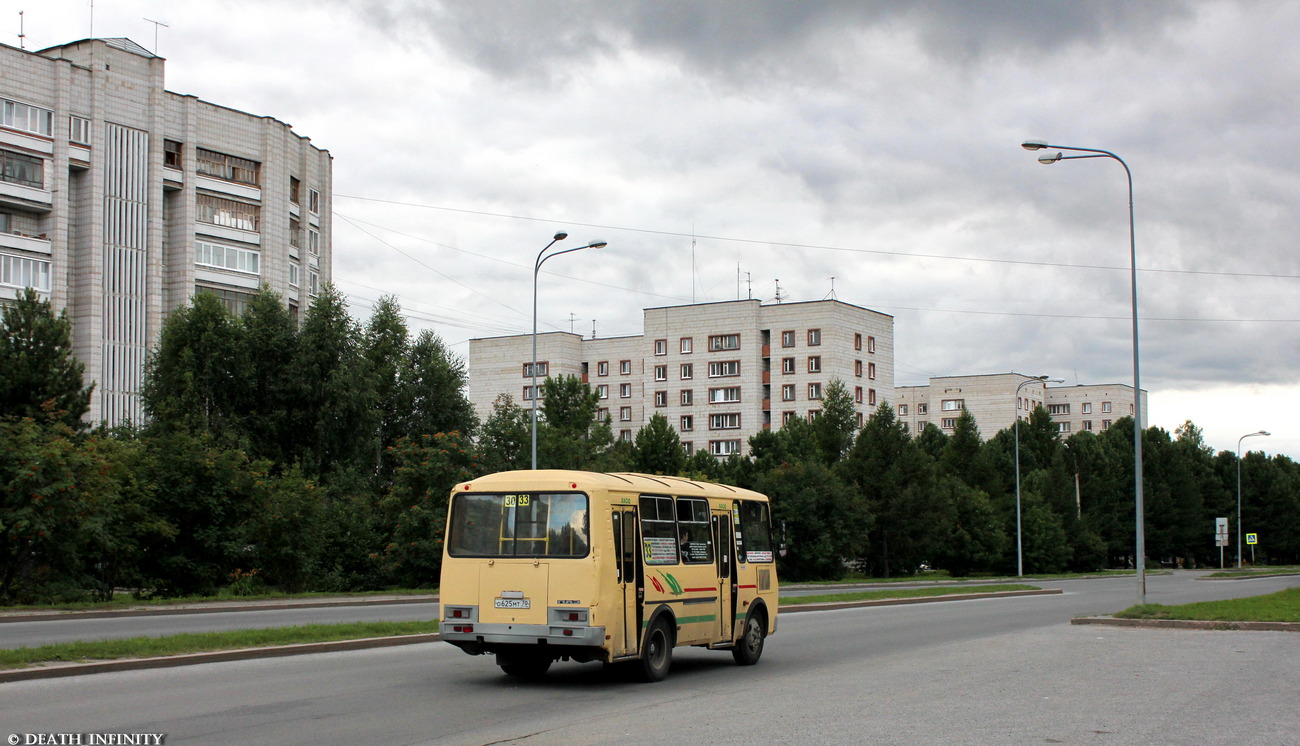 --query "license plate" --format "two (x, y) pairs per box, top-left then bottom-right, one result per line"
(494, 598), (530, 609)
